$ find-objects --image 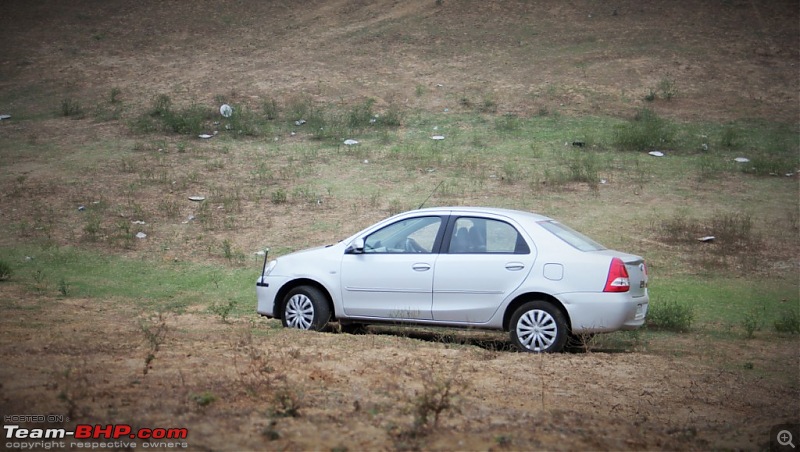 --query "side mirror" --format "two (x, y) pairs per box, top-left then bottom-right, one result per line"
(346, 238), (365, 254)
